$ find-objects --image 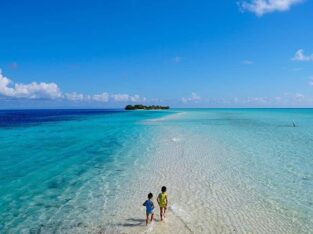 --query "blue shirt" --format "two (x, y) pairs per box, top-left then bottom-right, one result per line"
(143, 199), (154, 214)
